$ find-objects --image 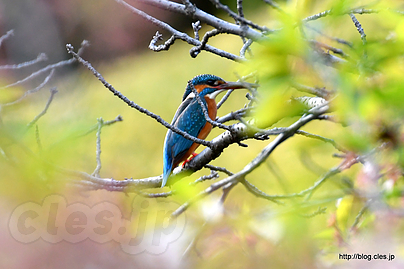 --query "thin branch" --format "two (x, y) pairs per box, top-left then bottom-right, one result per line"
(204, 164), (233, 176)
(149, 31), (176, 51)
(349, 13), (367, 58)
(303, 167), (341, 201)
(171, 107), (329, 217)
(291, 83), (332, 99)
(192, 170), (219, 184)
(137, 190), (173, 198)
(216, 107), (252, 123)
(192, 21), (202, 40)
(262, 0), (283, 12)
(303, 7), (377, 22)
(115, 0), (245, 61)
(26, 87), (58, 128)
(216, 89), (235, 109)
(0, 30), (14, 47)
(0, 53), (48, 70)
(308, 40), (348, 58)
(300, 207), (327, 218)
(237, 0), (244, 19)
(190, 29), (223, 58)
(226, 105), (330, 180)
(3, 69), (55, 106)
(80, 115), (123, 137)
(72, 122), (256, 192)
(293, 96), (328, 109)
(67, 44), (213, 148)
(303, 9), (332, 22)
(240, 39), (253, 58)
(208, 0), (270, 33)
(92, 118), (104, 178)
(296, 130), (347, 152)
(241, 178), (283, 204)
(350, 202), (369, 231)
(1, 40), (88, 89)
(305, 25), (353, 47)
(35, 125), (42, 151)
(220, 181), (237, 203)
